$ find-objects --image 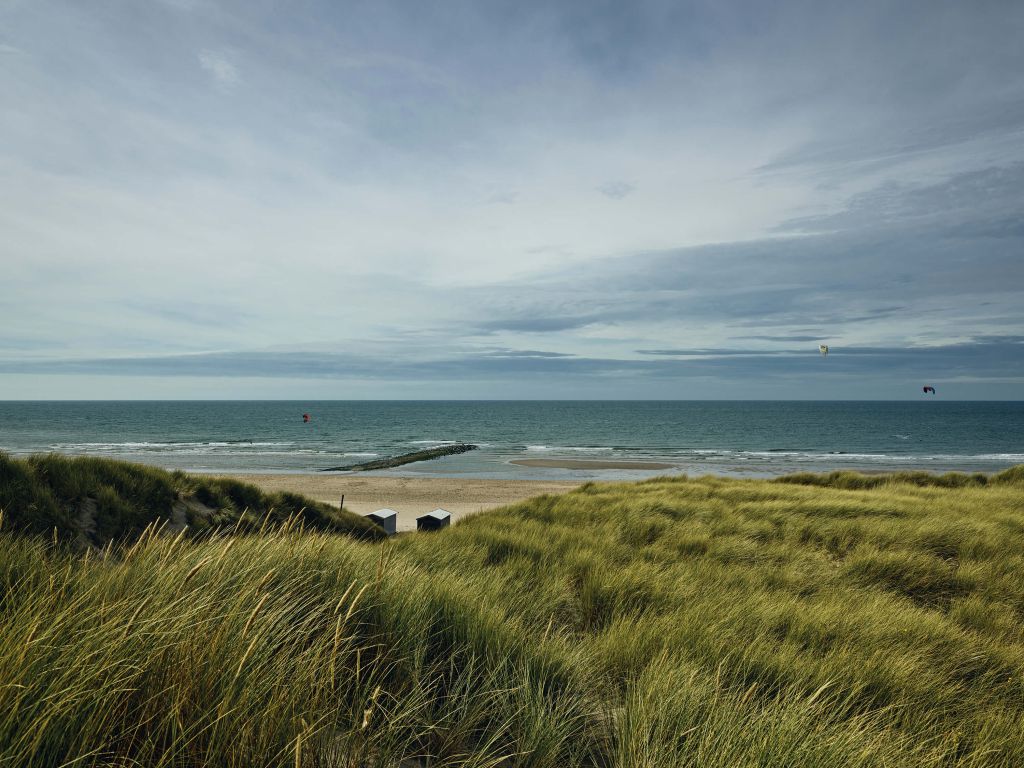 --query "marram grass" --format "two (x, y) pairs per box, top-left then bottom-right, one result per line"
(0, 524), (596, 767)
(0, 452), (383, 545)
(0, 464), (1023, 766)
